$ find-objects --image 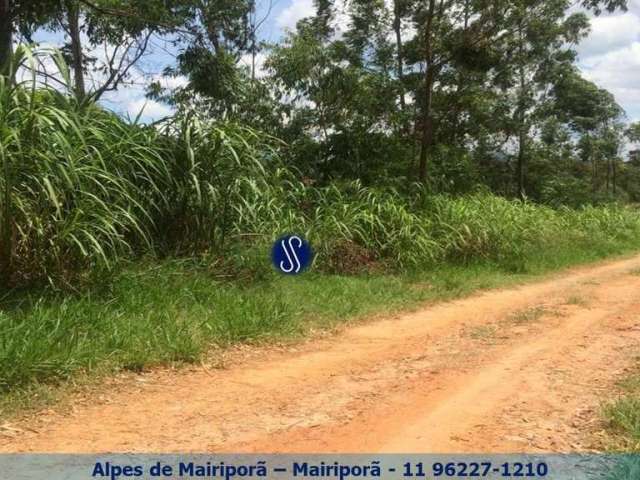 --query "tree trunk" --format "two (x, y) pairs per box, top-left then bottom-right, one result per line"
(612, 158), (617, 195)
(592, 154), (598, 193)
(0, 0), (12, 287)
(66, 1), (86, 99)
(0, 115), (12, 288)
(393, 0), (406, 113)
(394, 0), (414, 181)
(515, 19), (527, 200)
(0, 0), (12, 75)
(517, 126), (526, 199)
(418, 0), (436, 183)
(249, 0), (256, 82)
(418, 69), (435, 182)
